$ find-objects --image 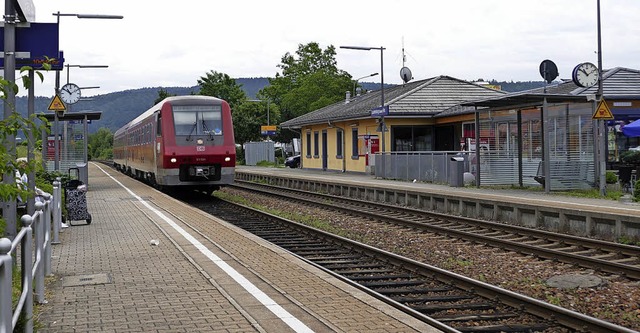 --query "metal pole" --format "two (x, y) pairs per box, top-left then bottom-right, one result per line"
(28, 70), (35, 215)
(54, 70), (60, 171)
(596, 0), (606, 196)
(380, 47), (386, 153)
(3, 0), (17, 238)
